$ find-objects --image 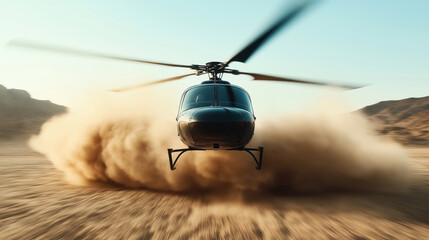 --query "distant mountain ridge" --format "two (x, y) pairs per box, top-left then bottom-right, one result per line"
(0, 84), (66, 140)
(361, 96), (429, 146)
(0, 84), (427, 145)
